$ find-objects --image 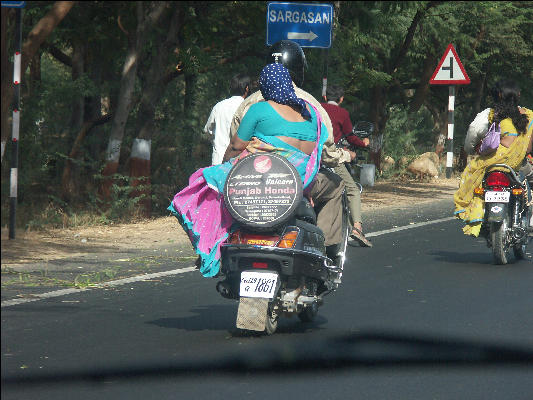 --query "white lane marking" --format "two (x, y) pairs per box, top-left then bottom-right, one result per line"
(364, 217), (455, 238)
(1, 267), (196, 308)
(2, 217), (457, 308)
